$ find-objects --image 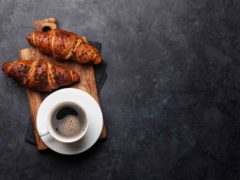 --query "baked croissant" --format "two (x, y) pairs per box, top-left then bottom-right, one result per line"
(27, 29), (102, 64)
(2, 59), (80, 92)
